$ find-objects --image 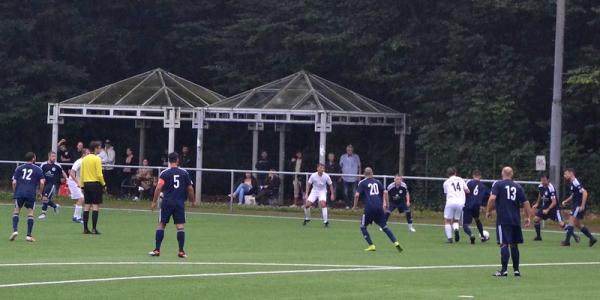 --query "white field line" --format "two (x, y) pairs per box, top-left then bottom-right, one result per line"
(0, 261), (598, 288)
(0, 203), (595, 236)
(0, 261), (386, 269)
